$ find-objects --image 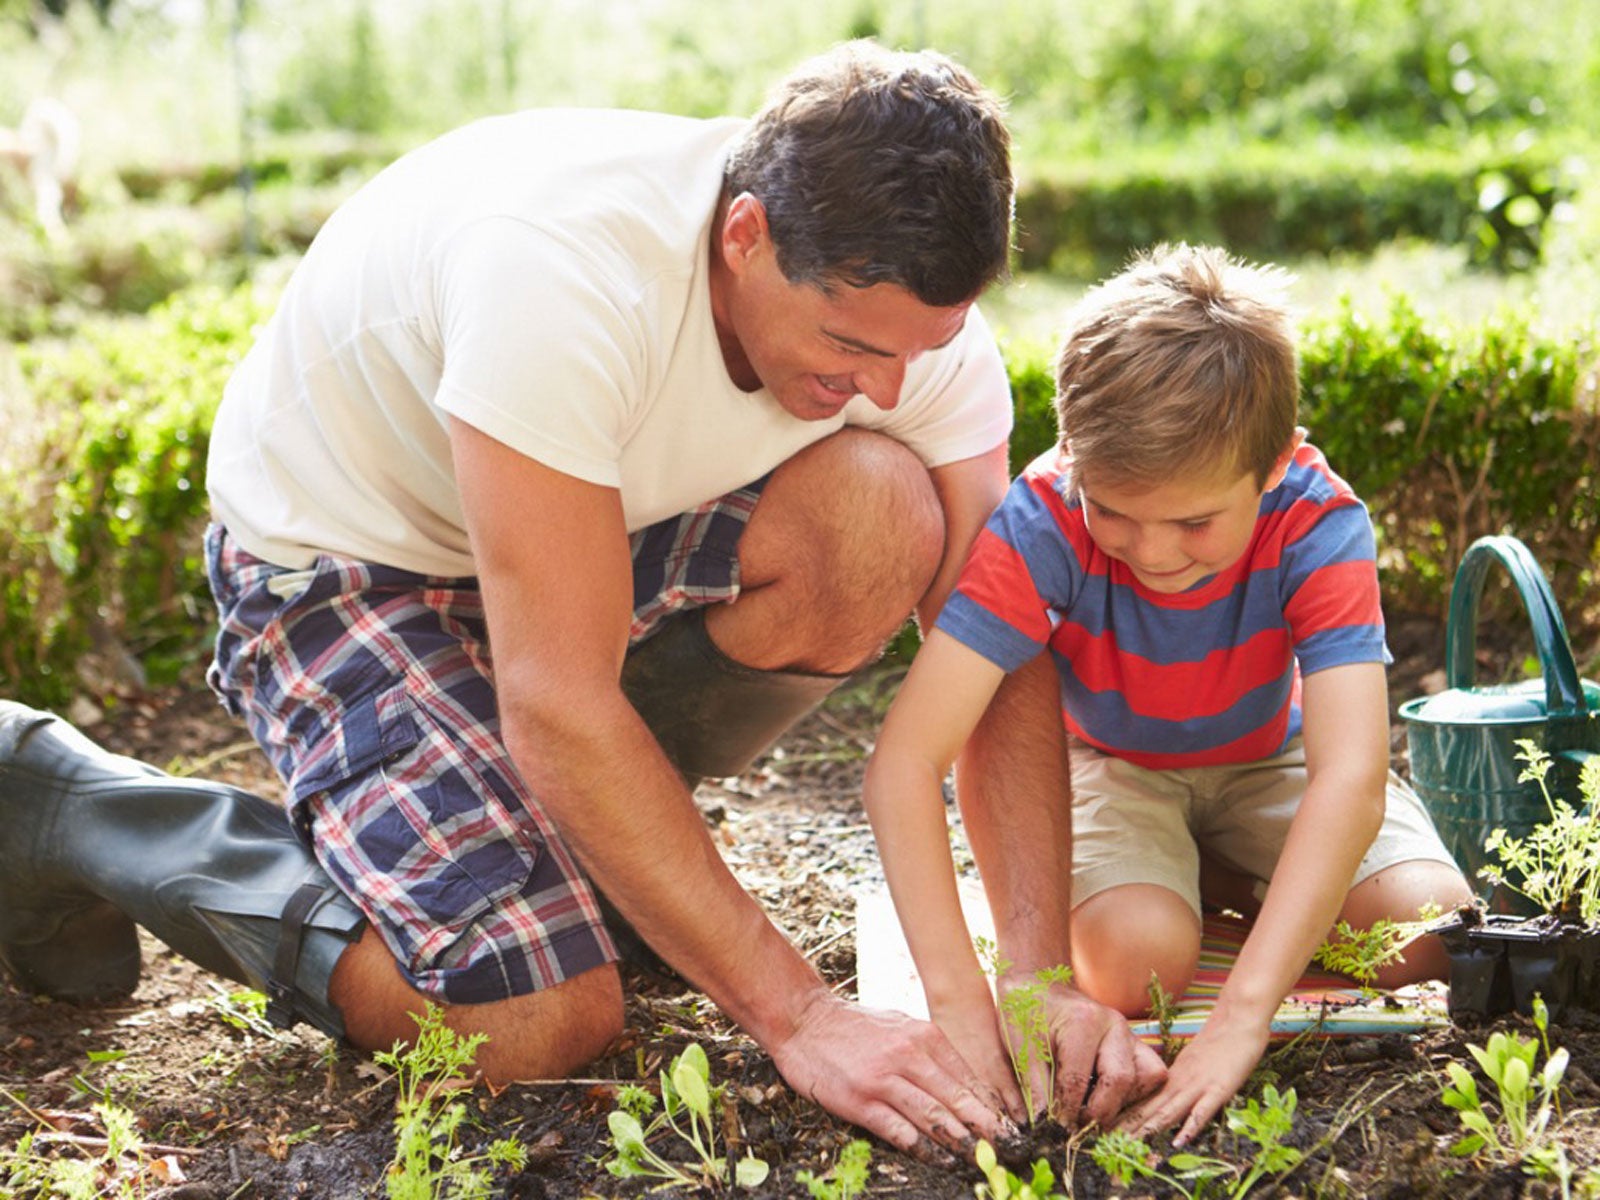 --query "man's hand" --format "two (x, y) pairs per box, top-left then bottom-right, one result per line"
(1000, 976), (1167, 1128)
(769, 992), (1018, 1162)
(1117, 1011), (1269, 1145)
